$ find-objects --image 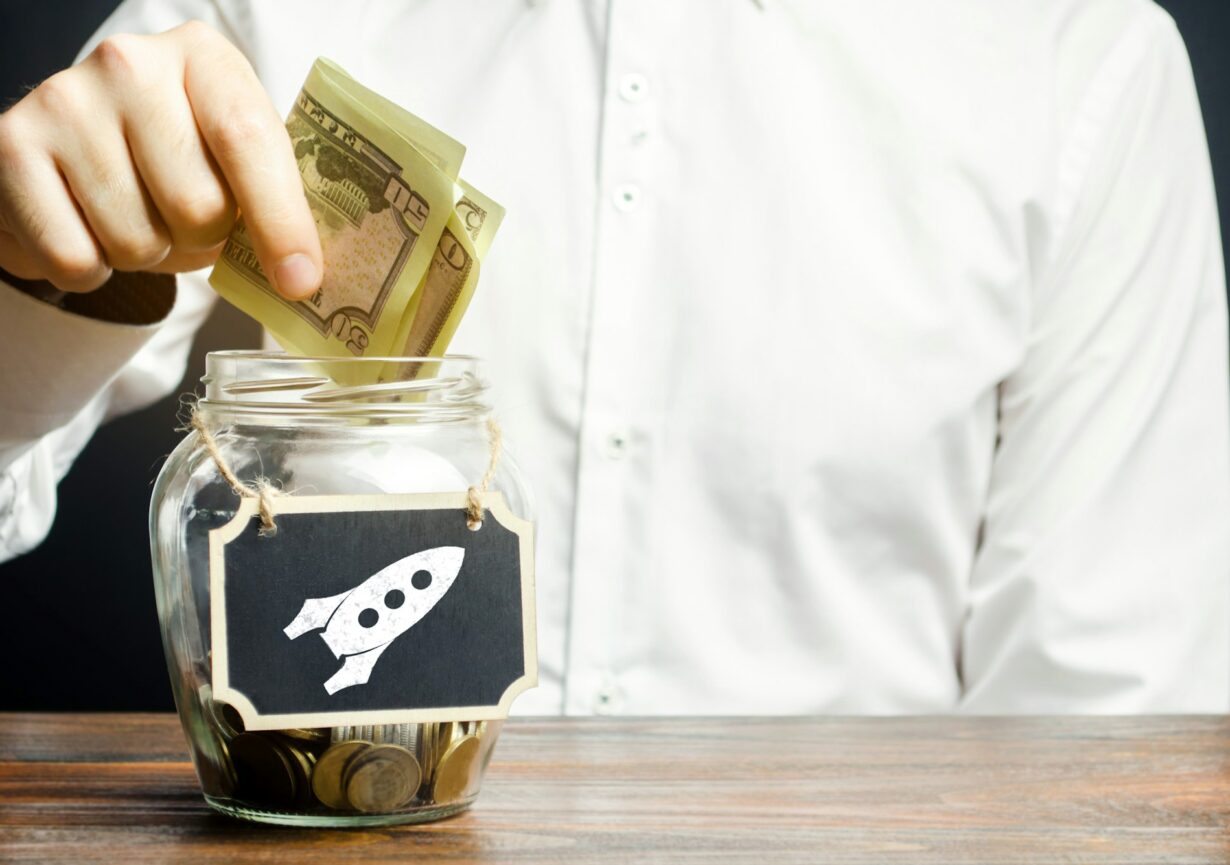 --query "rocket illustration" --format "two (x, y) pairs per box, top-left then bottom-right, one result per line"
(283, 546), (465, 695)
